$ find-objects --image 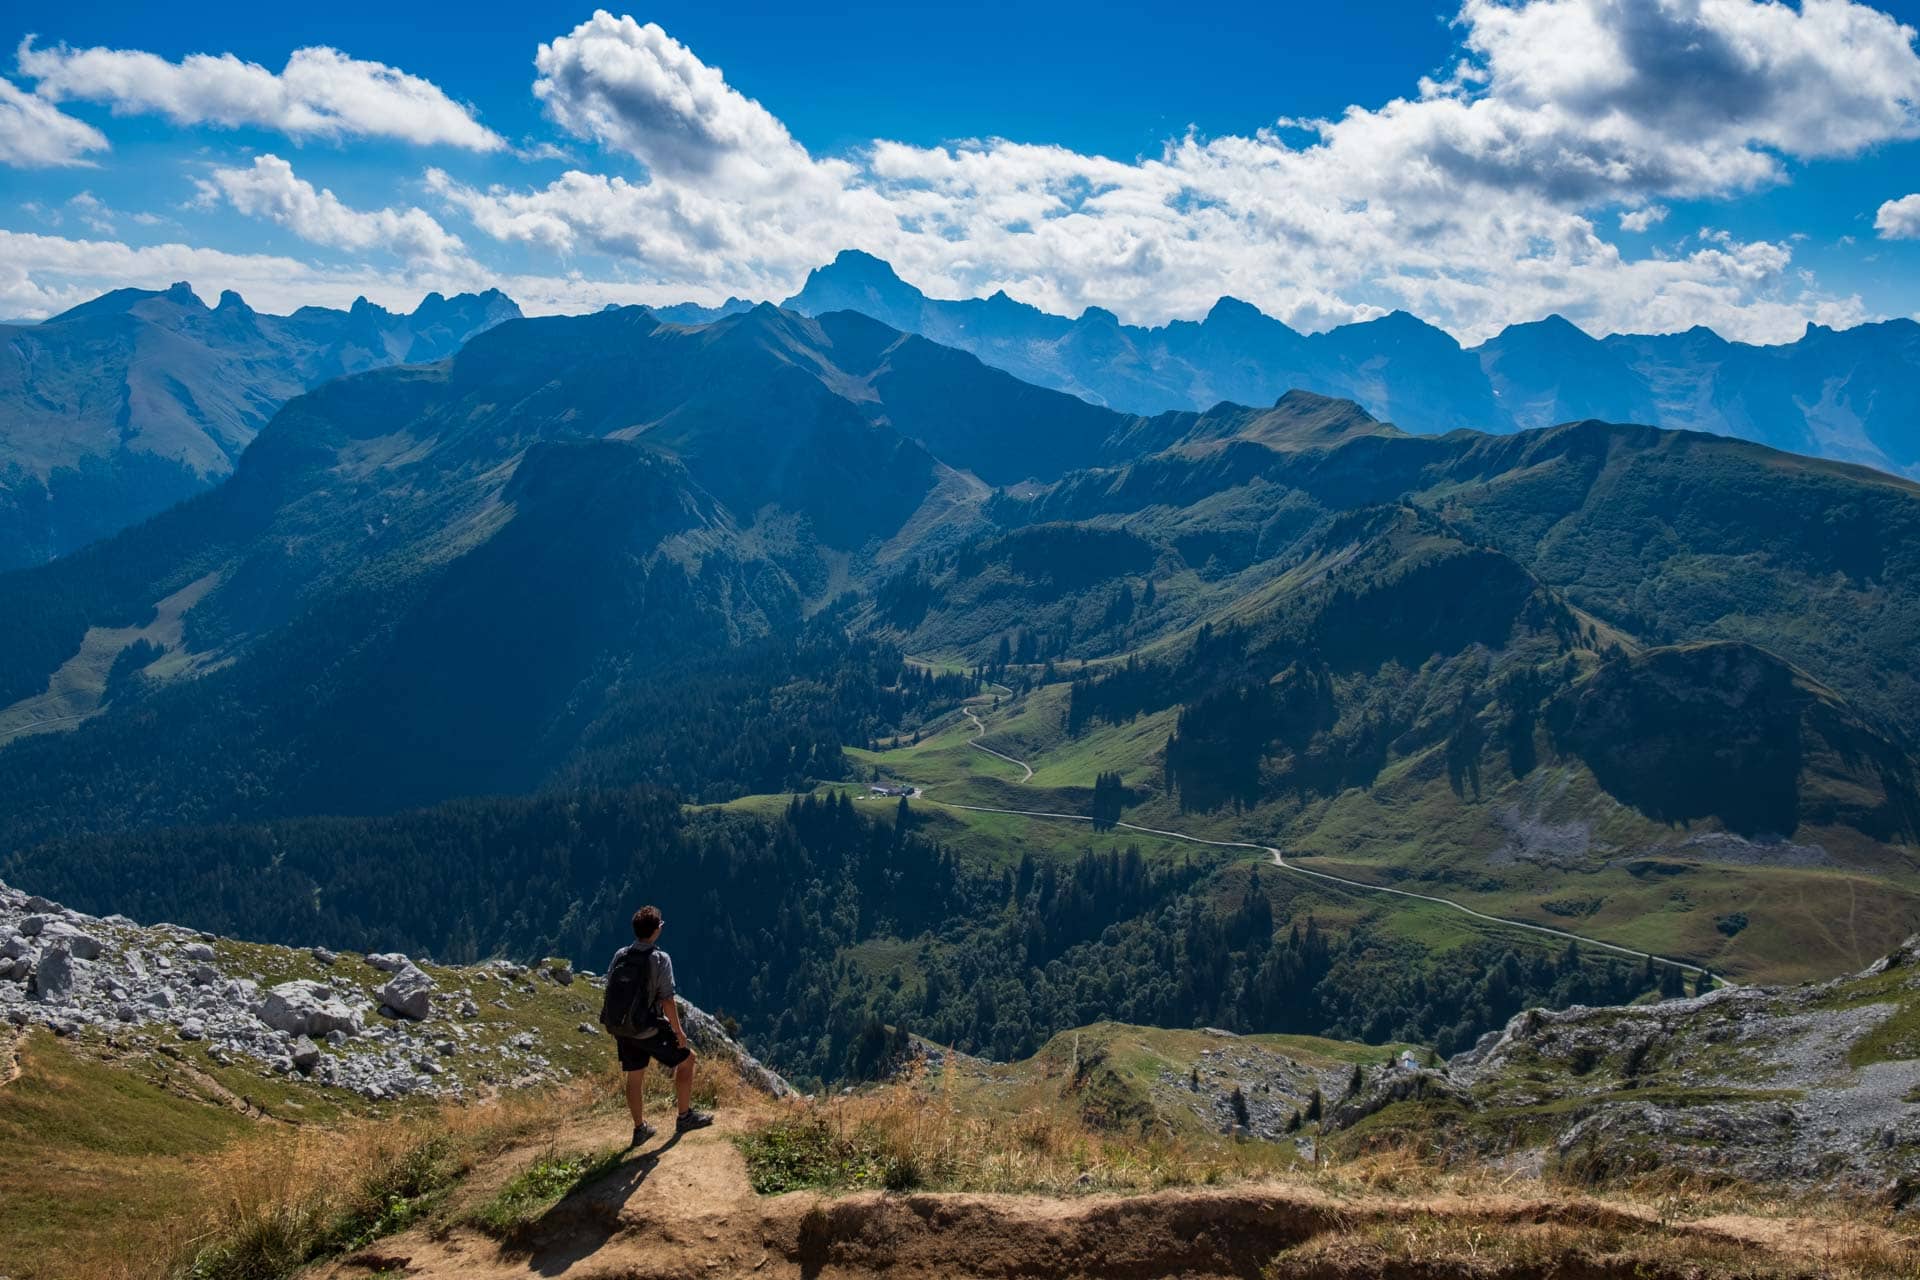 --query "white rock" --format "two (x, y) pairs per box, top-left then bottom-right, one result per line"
(377, 963), (435, 1021)
(257, 981), (361, 1038)
(366, 953), (409, 972)
(181, 942), (215, 962)
(31, 943), (75, 1002)
(42, 923), (104, 961)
